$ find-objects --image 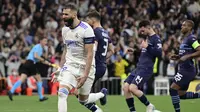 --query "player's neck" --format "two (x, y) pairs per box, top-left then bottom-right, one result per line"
(70, 18), (80, 29)
(183, 31), (192, 38)
(93, 22), (102, 29)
